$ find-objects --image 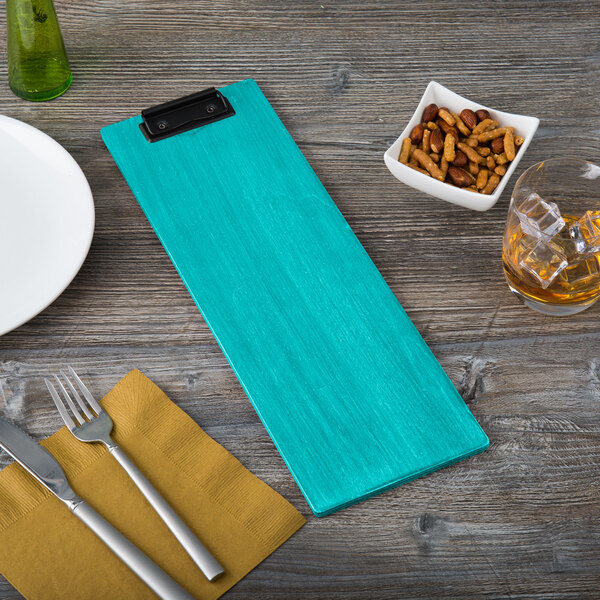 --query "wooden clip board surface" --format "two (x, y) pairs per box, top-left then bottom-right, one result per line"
(101, 79), (488, 517)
